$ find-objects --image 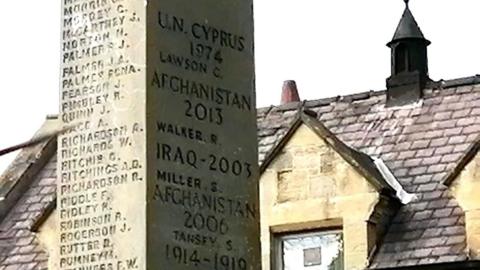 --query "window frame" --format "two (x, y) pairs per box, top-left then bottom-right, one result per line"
(272, 228), (343, 270)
